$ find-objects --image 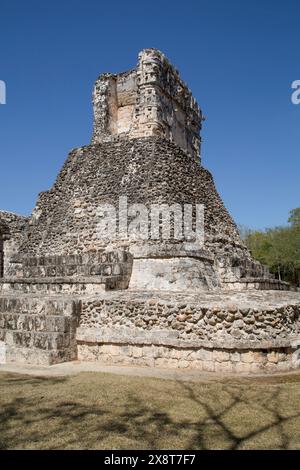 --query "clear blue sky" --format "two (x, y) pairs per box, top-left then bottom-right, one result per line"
(0, 0), (299, 229)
